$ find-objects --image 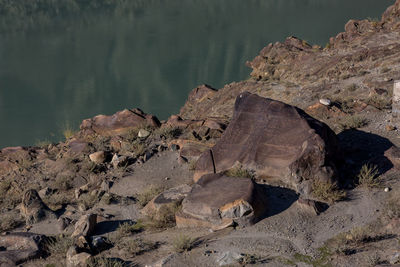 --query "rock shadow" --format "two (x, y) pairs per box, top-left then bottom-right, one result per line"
(94, 219), (132, 235)
(258, 184), (299, 220)
(337, 129), (393, 184)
